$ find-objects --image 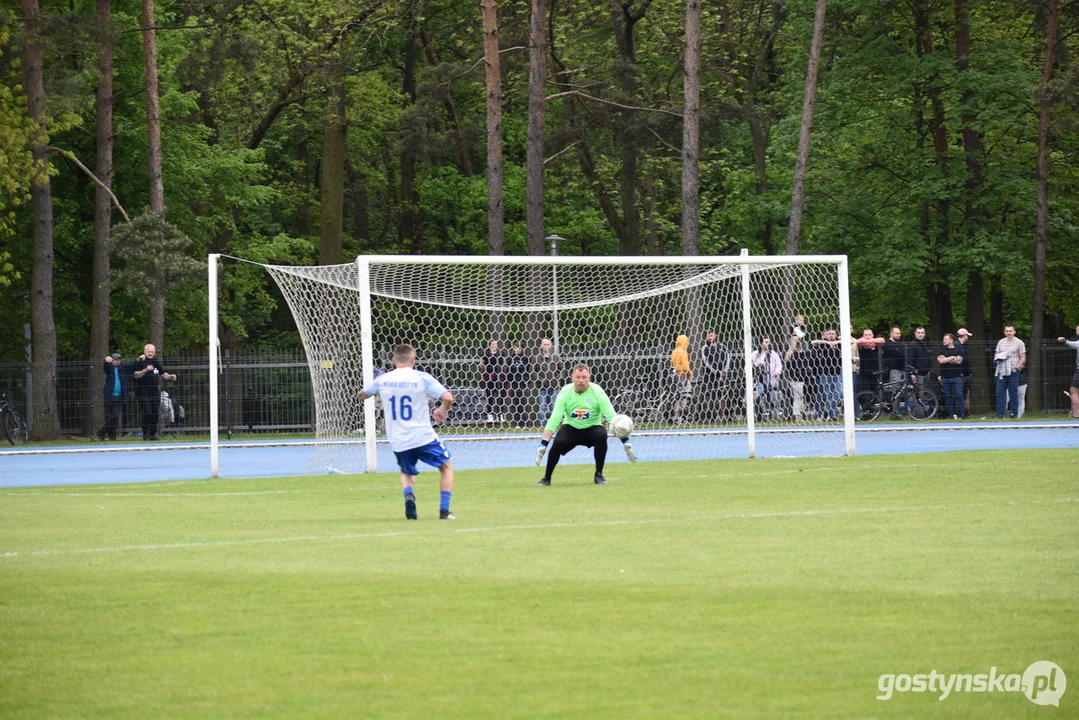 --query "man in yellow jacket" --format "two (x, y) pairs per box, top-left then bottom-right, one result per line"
(671, 334), (693, 423)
